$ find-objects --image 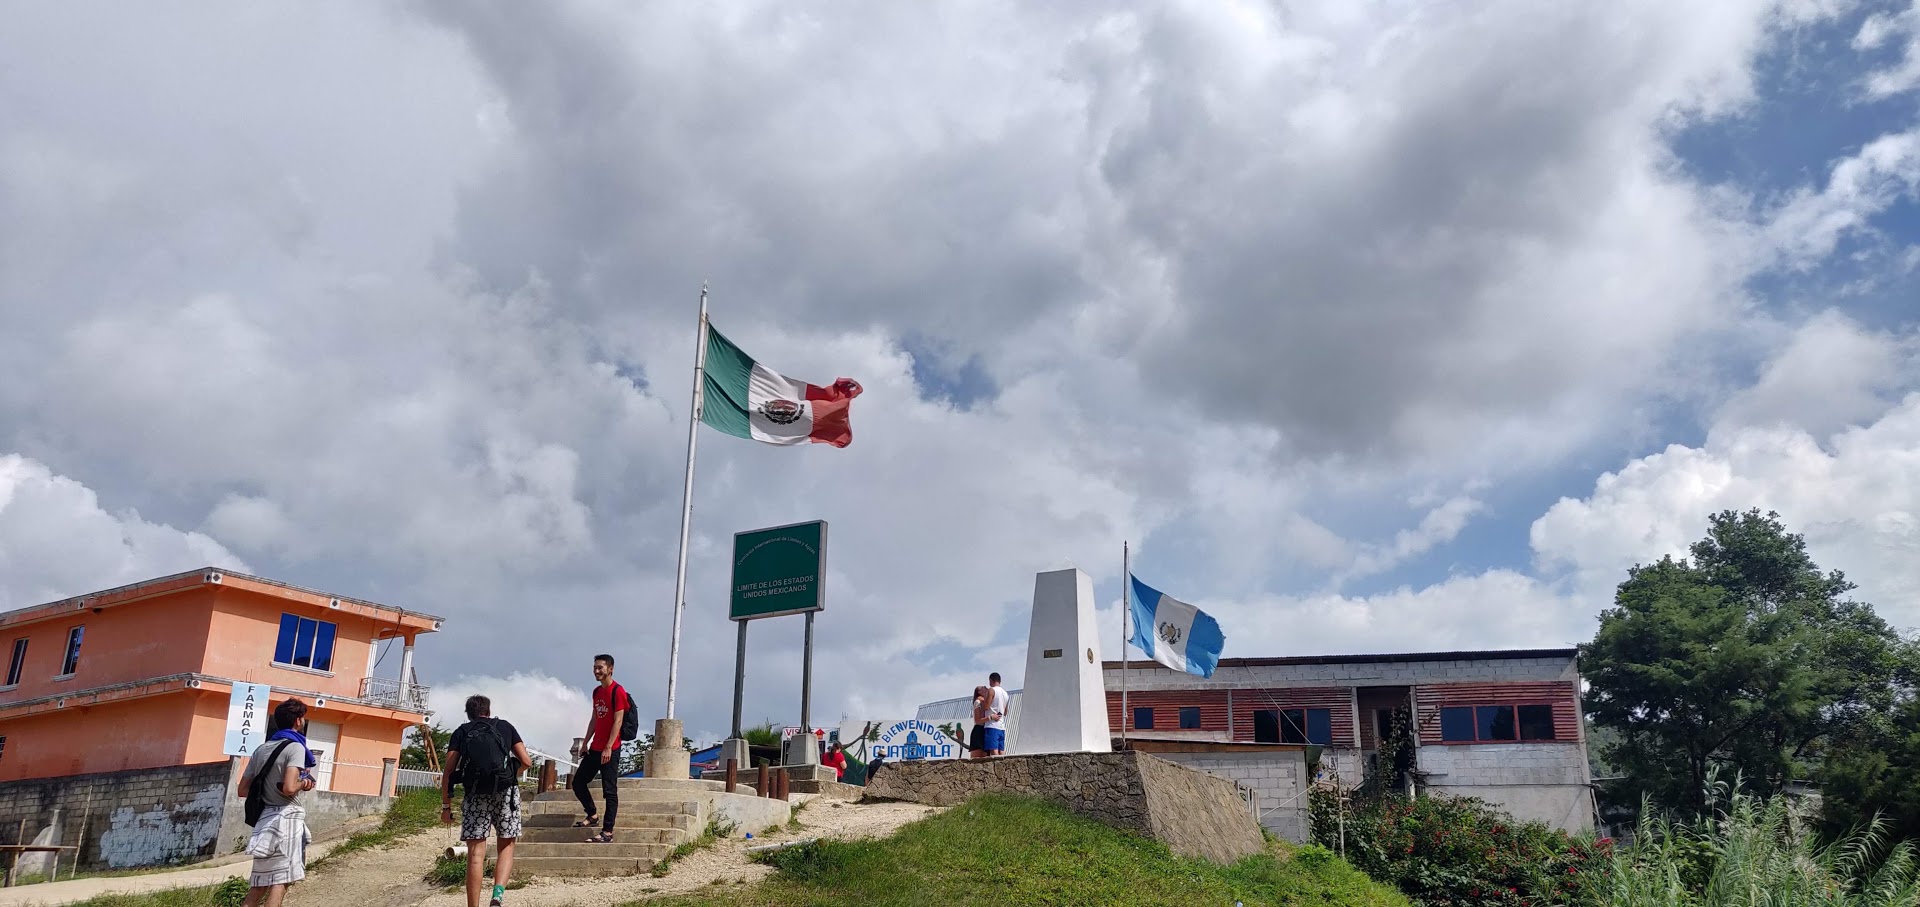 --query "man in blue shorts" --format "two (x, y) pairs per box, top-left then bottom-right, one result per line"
(983, 672), (1010, 756)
